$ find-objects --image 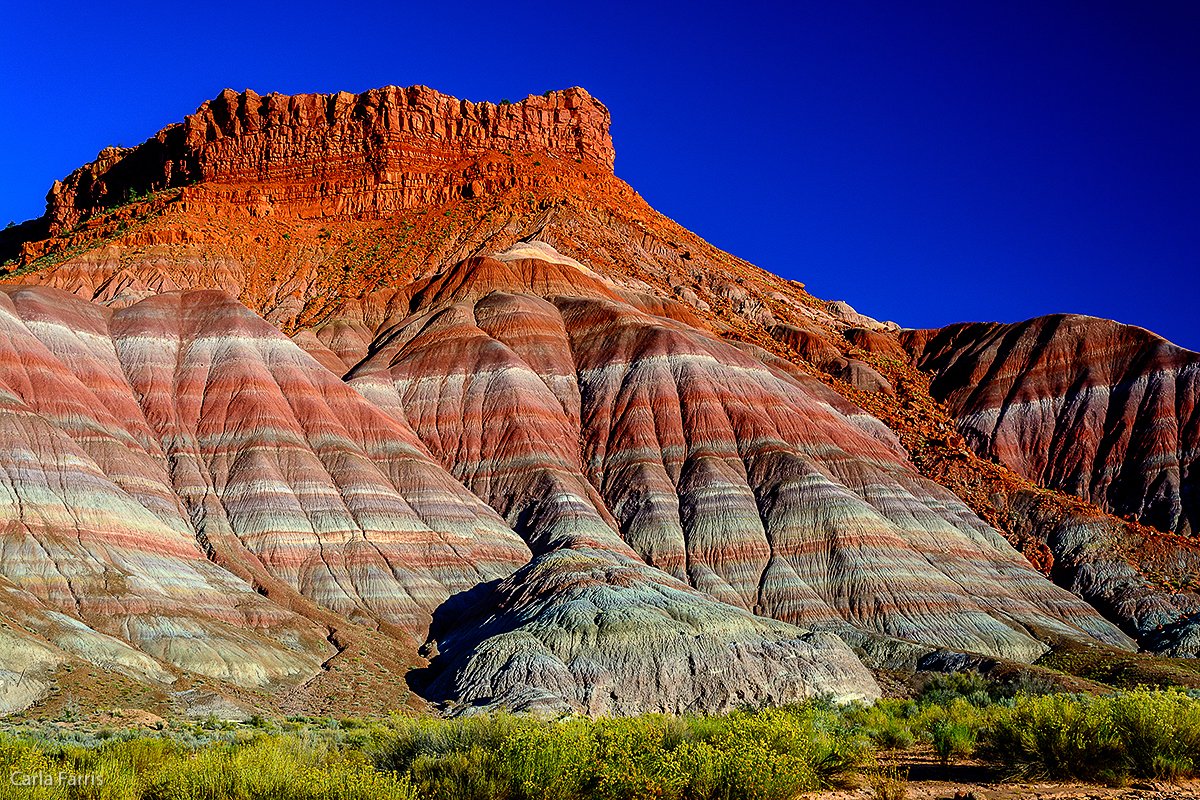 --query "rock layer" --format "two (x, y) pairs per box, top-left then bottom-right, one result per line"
(0, 82), (1184, 716)
(0, 283), (890, 712)
(0, 245), (1150, 714)
(45, 86), (614, 233)
(332, 246), (1134, 711)
(0, 285), (533, 691)
(903, 315), (1200, 535)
